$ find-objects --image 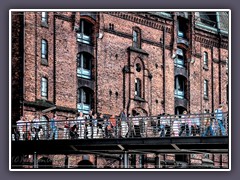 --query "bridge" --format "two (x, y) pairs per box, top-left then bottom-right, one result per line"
(11, 112), (229, 169)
